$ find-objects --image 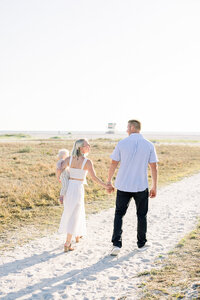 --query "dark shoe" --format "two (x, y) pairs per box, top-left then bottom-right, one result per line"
(138, 243), (151, 251)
